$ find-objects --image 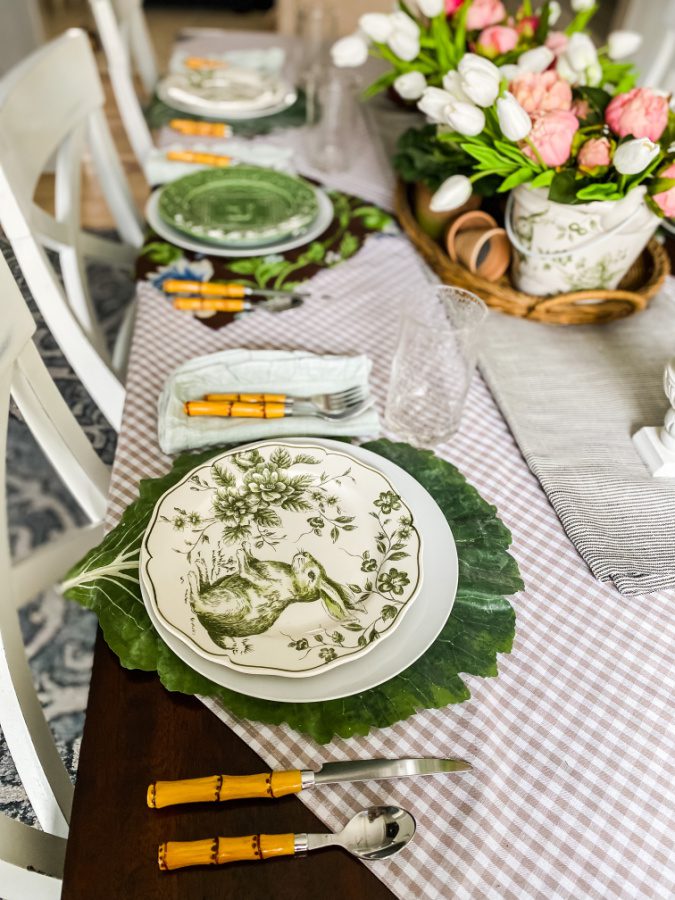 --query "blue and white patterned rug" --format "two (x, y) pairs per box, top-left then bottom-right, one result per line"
(1, 241), (134, 826)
